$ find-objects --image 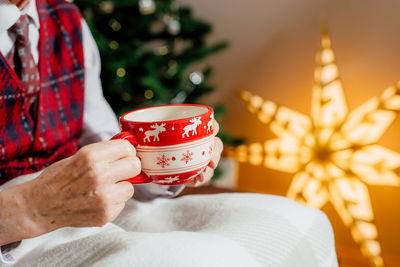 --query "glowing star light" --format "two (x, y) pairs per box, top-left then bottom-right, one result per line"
(231, 31), (400, 267)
